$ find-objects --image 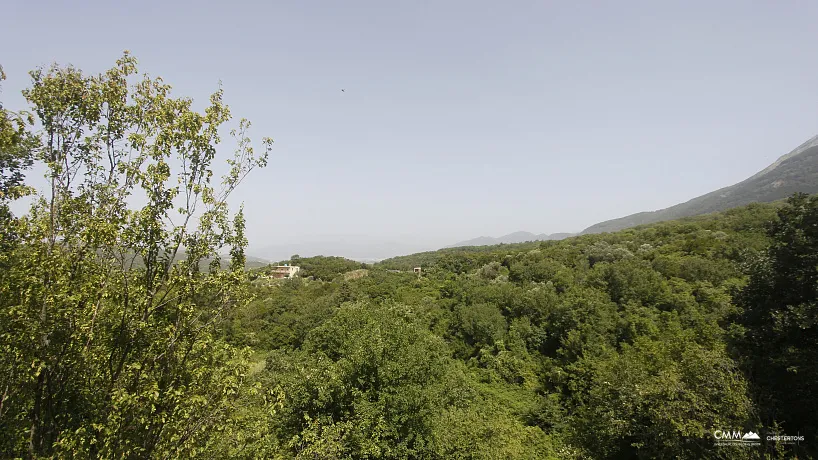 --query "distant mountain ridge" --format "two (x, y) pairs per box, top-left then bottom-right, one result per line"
(251, 236), (434, 263)
(581, 134), (818, 234)
(251, 135), (818, 257)
(447, 231), (574, 248)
